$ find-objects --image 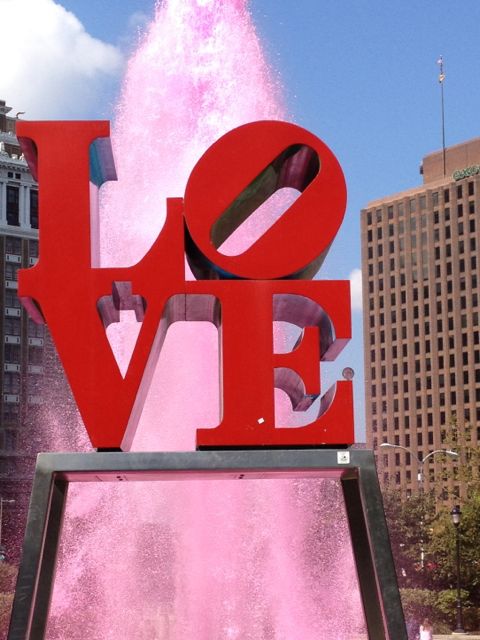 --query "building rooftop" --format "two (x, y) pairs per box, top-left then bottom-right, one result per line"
(364, 137), (480, 209)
